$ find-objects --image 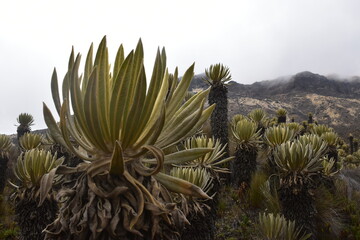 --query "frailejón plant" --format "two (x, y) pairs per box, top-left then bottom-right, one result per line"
(43, 37), (215, 239)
